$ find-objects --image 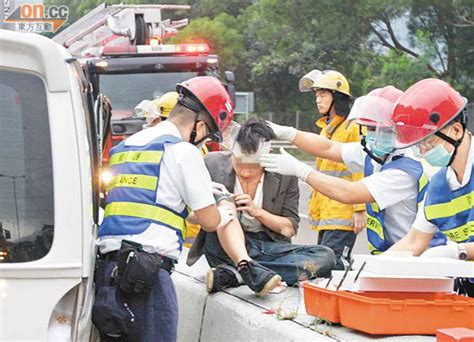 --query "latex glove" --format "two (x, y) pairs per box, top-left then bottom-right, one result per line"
(420, 243), (459, 259)
(216, 206), (235, 229)
(352, 211), (366, 234)
(266, 121), (297, 142)
(211, 181), (230, 196)
(260, 148), (313, 181)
